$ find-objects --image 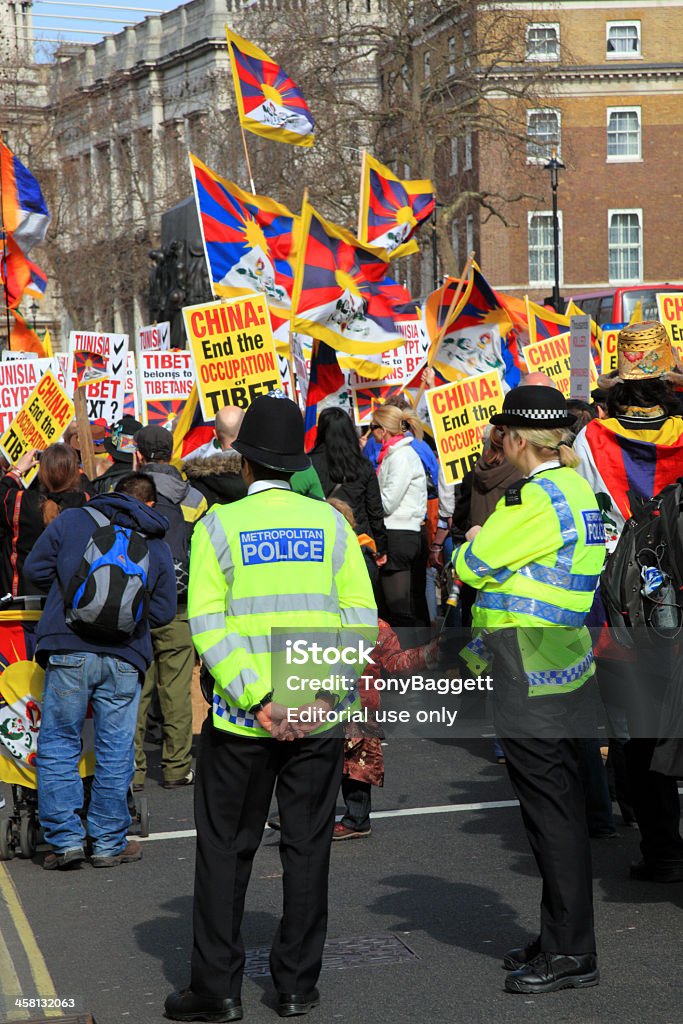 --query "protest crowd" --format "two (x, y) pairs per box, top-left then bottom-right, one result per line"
(1, 21), (683, 1024)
